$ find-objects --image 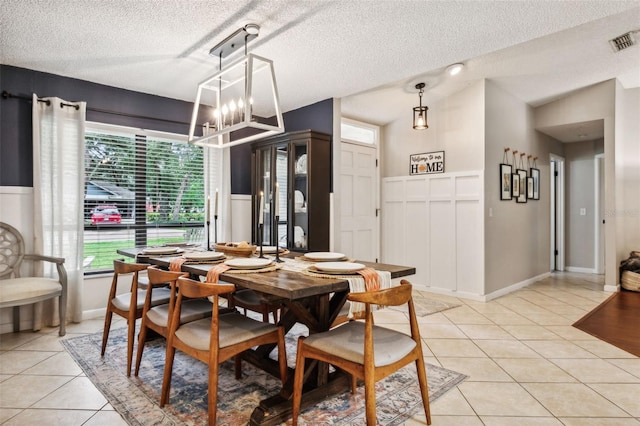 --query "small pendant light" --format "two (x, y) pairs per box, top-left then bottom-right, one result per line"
(413, 83), (428, 130)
